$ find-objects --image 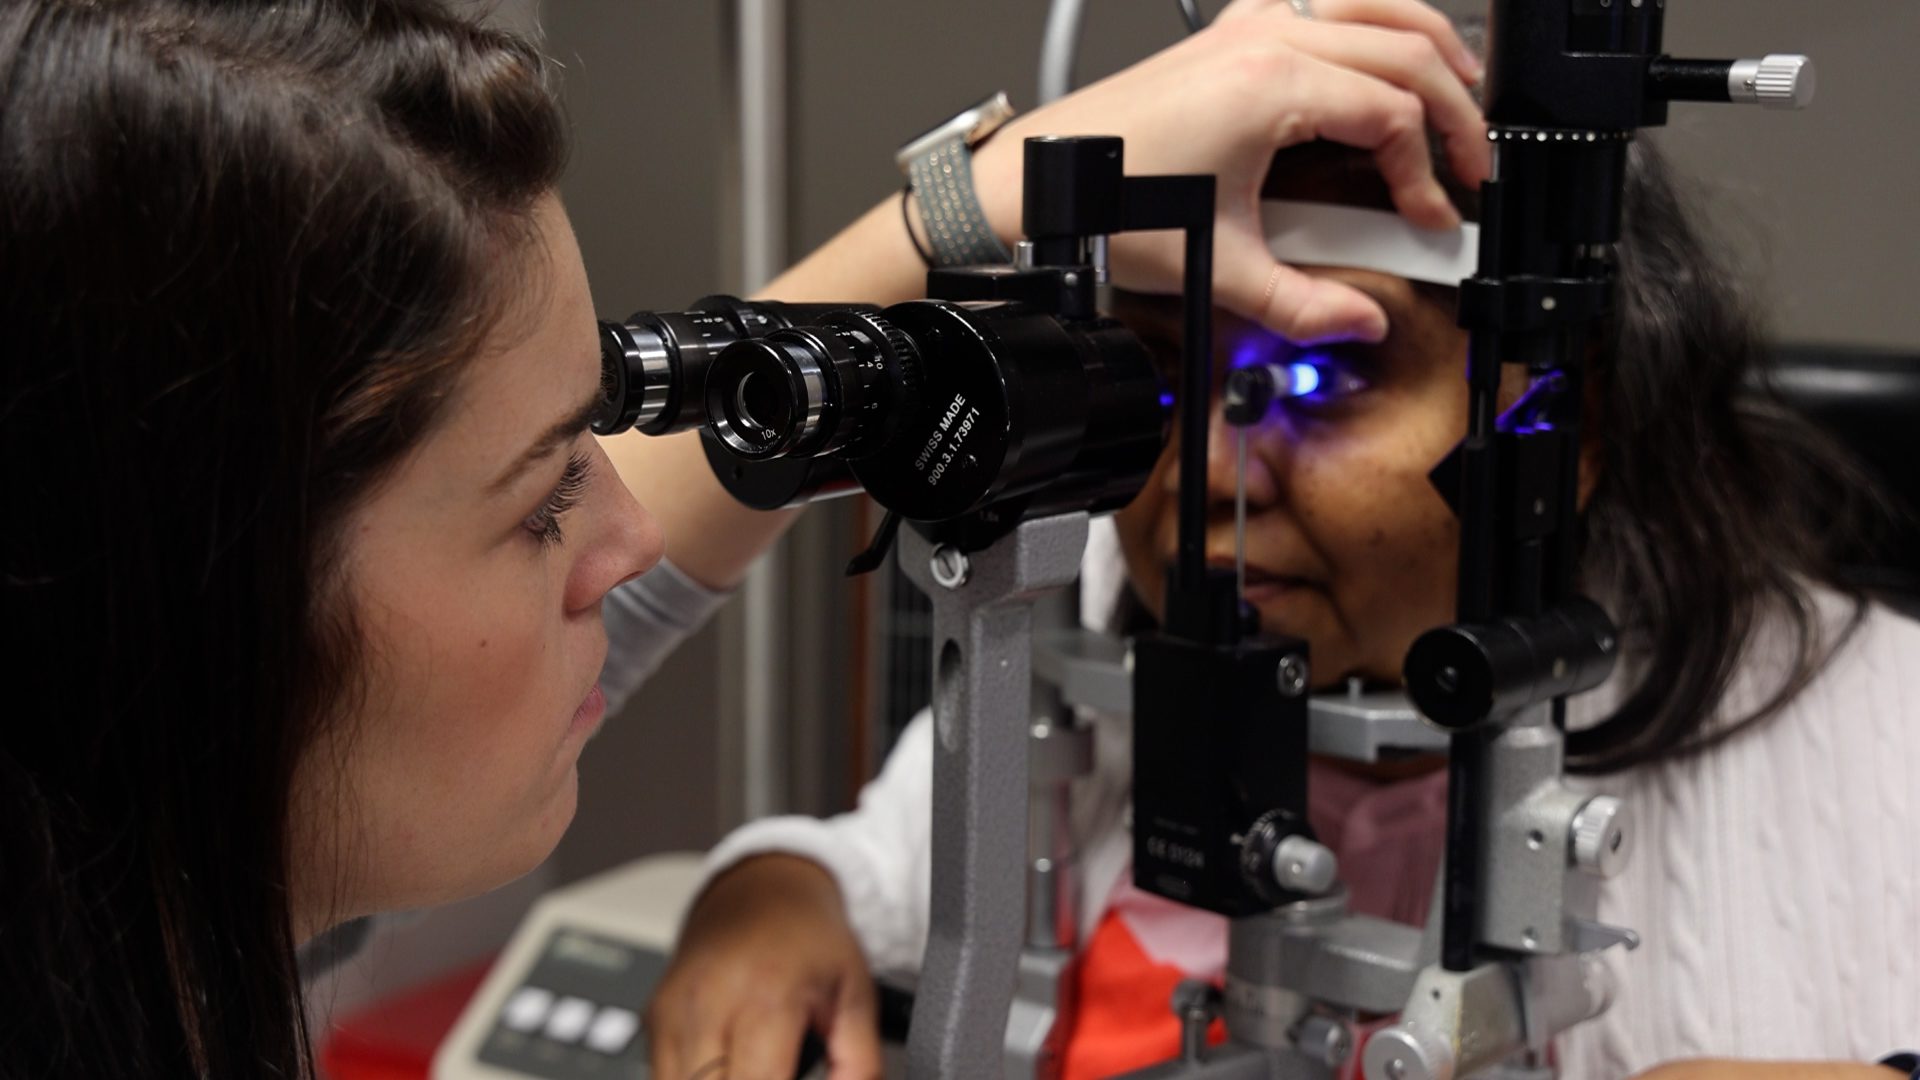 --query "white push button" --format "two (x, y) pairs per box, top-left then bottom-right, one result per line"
(585, 1006), (640, 1054)
(543, 996), (596, 1043)
(499, 986), (554, 1033)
